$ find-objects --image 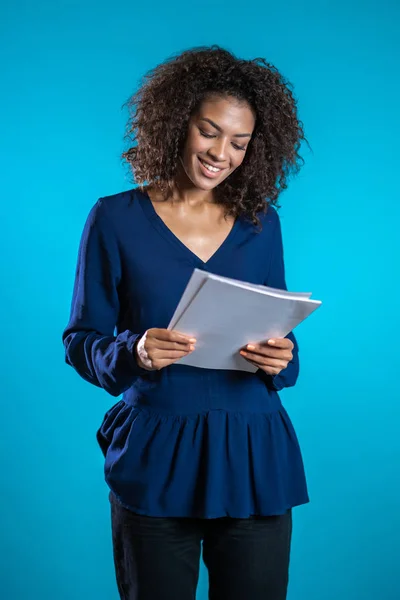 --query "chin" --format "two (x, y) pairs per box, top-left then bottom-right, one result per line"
(194, 177), (217, 190)
(187, 169), (218, 190)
